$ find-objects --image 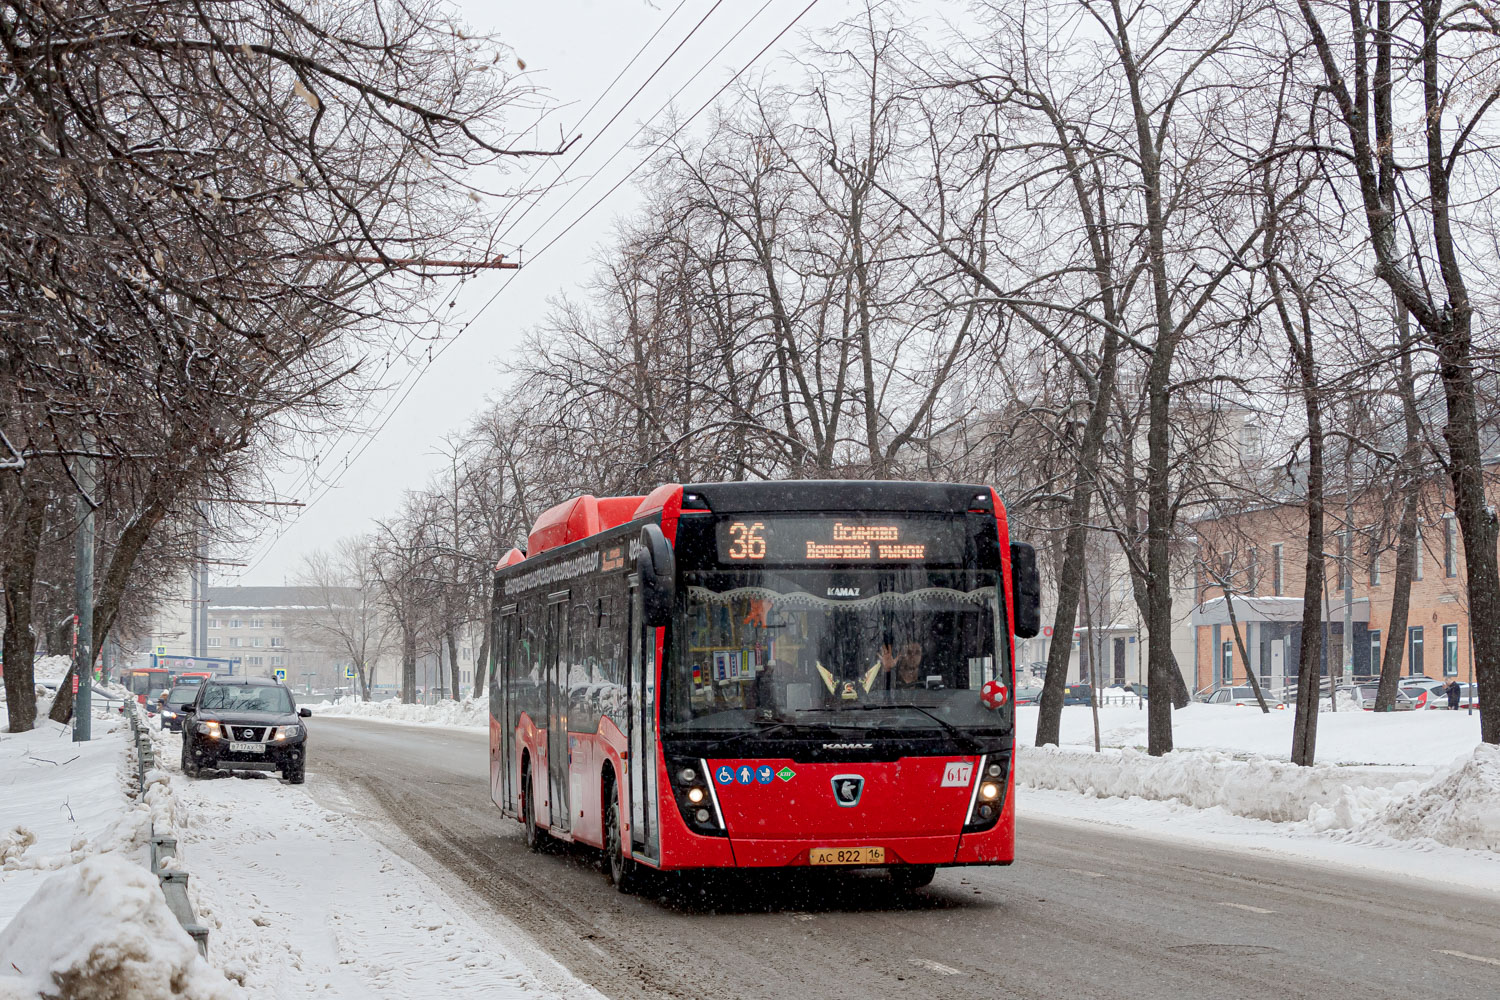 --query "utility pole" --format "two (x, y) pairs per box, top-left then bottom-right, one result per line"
(73, 432), (95, 742)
